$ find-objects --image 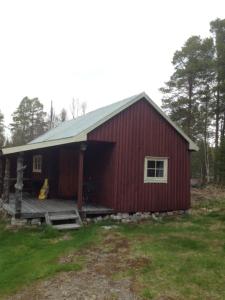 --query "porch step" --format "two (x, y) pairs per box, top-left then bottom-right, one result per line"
(45, 209), (82, 230)
(49, 214), (78, 221)
(53, 223), (81, 230)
